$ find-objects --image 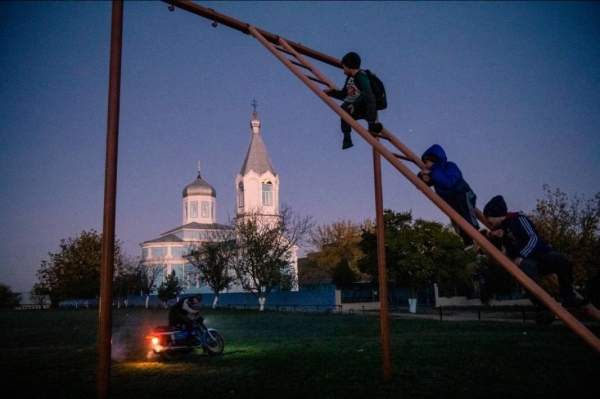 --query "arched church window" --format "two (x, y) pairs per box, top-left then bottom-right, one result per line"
(190, 201), (198, 218)
(262, 181), (273, 206)
(238, 182), (245, 208)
